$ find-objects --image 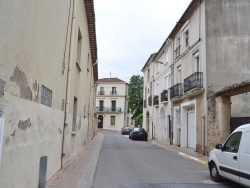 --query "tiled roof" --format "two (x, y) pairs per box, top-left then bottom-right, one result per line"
(97, 77), (126, 83)
(84, 0), (98, 81)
